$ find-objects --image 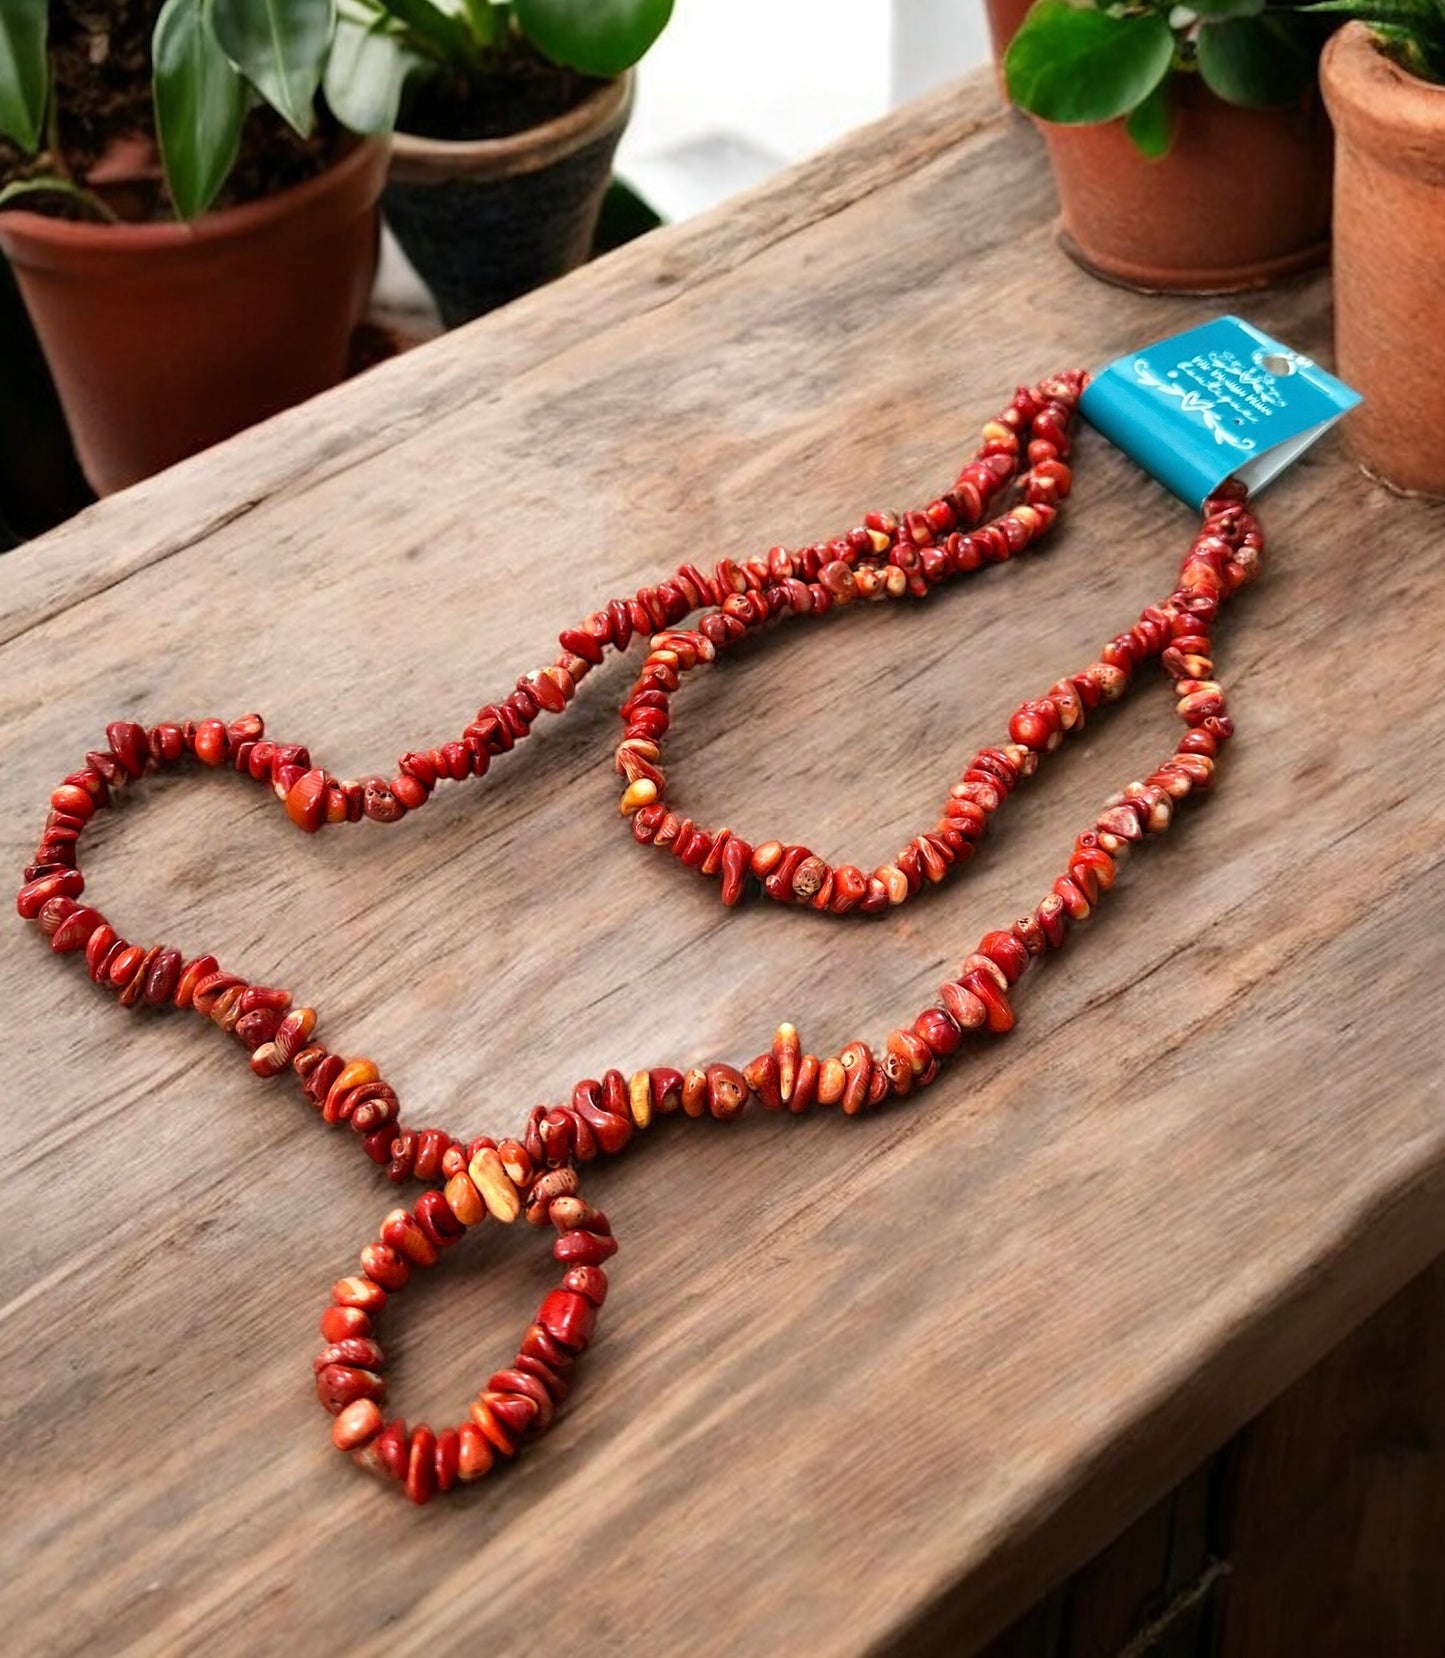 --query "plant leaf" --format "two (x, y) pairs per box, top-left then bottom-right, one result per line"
(515, 0), (673, 77)
(0, 0), (50, 154)
(1125, 76), (1175, 157)
(376, 0), (478, 61)
(153, 0), (249, 217)
(1301, 0), (1438, 18)
(1196, 15), (1313, 106)
(326, 9), (419, 131)
(0, 176), (119, 220)
(457, 0), (503, 47)
(1186, 0), (1265, 17)
(1365, 19), (1445, 79)
(1302, 0), (1445, 70)
(211, 0), (335, 136)
(1005, 1), (1176, 124)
